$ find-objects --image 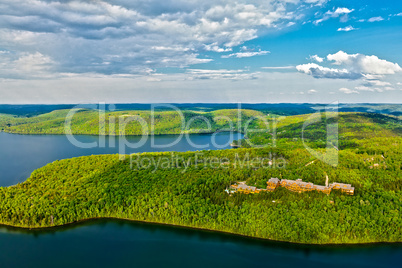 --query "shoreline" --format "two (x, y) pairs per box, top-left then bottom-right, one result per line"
(0, 129), (245, 137)
(0, 216), (401, 246)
